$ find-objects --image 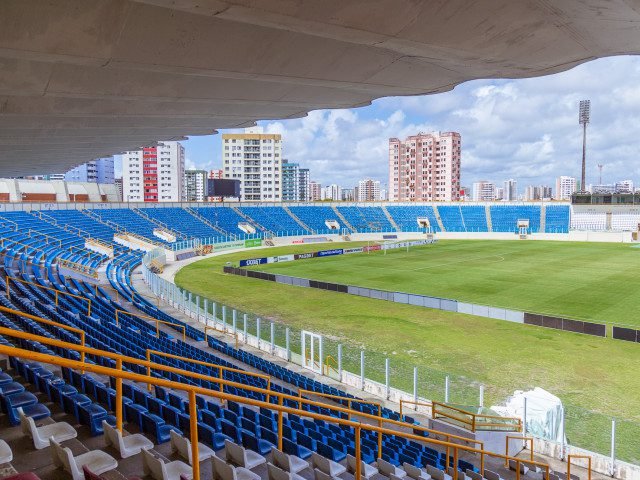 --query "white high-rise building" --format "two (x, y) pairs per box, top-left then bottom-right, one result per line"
(322, 184), (342, 201)
(555, 176), (577, 200)
(122, 141), (185, 202)
(472, 181), (495, 201)
(615, 180), (634, 193)
(358, 178), (380, 201)
(184, 169), (208, 202)
(222, 127), (282, 201)
(503, 179), (517, 201)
